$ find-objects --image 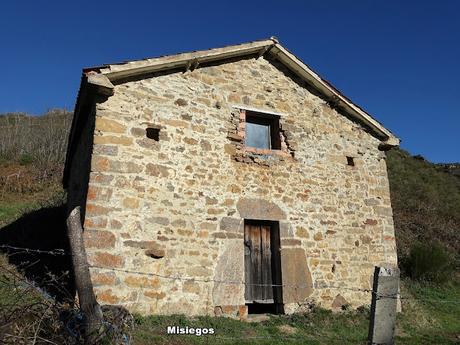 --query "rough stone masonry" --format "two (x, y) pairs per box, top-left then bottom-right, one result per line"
(64, 39), (399, 317)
